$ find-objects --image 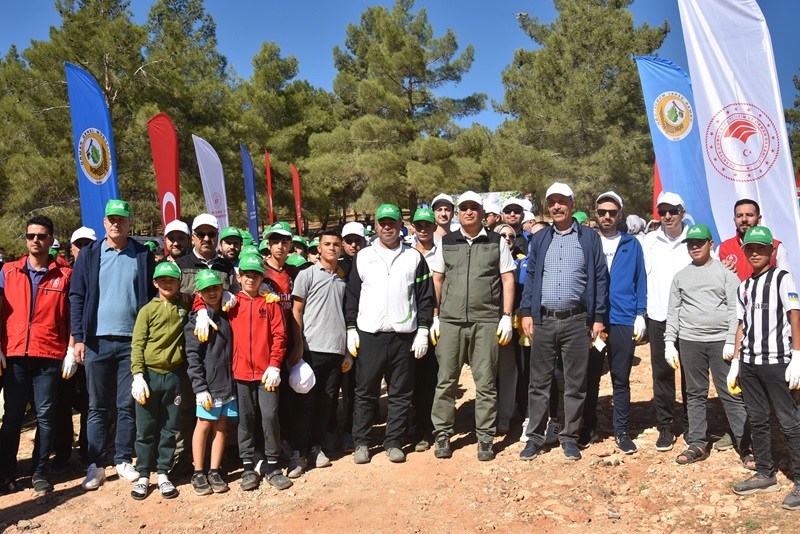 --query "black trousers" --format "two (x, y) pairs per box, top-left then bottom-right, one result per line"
(291, 351), (343, 454)
(583, 324), (635, 435)
(412, 343), (438, 439)
(648, 319), (687, 431)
